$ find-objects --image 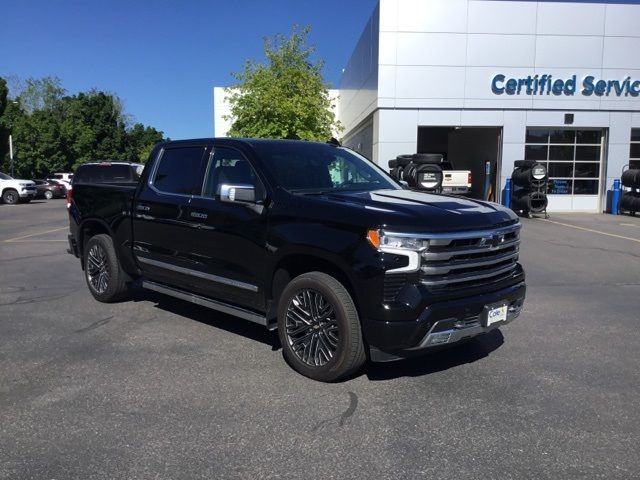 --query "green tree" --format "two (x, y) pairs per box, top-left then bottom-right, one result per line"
(18, 76), (66, 114)
(0, 77), (9, 165)
(225, 25), (341, 141)
(125, 123), (166, 163)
